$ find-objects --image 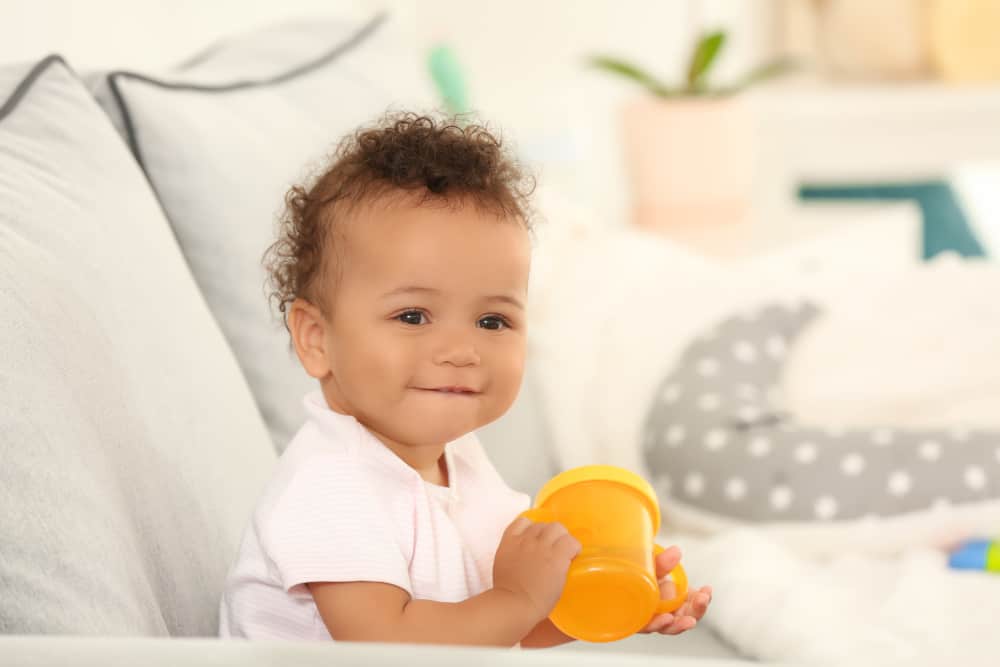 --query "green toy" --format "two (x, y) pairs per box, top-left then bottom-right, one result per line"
(428, 44), (469, 116)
